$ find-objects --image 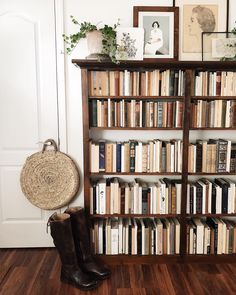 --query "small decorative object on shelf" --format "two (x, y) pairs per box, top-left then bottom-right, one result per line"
(202, 31), (236, 61)
(116, 27), (144, 61)
(63, 16), (120, 63)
